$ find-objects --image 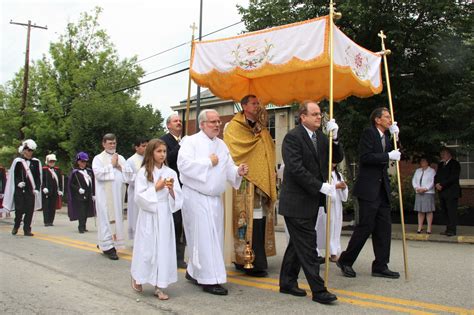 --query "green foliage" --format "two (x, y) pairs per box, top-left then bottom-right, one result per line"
(238, 0), (474, 162)
(0, 7), (164, 169)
